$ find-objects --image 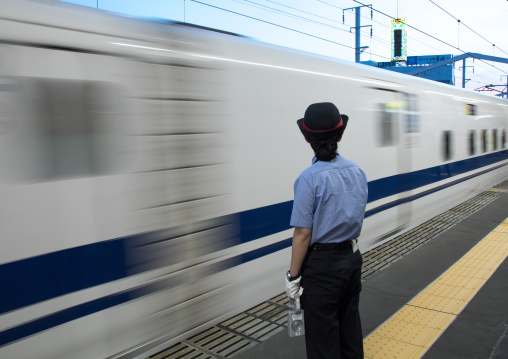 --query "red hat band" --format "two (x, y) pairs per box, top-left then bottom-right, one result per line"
(302, 118), (343, 133)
